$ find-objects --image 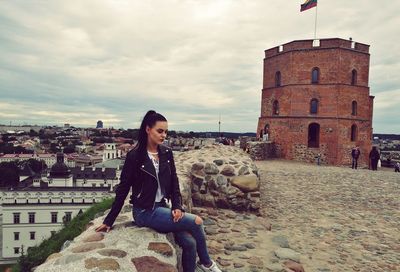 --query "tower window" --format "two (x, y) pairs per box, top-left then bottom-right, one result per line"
(351, 124), (358, 141)
(275, 71), (281, 87)
(352, 101), (357, 116)
(351, 69), (357, 85)
(272, 100), (279, 115)
(311, 67), (320, 84)
(308, 123), (320, 148)
(310, 99), (319, 114)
